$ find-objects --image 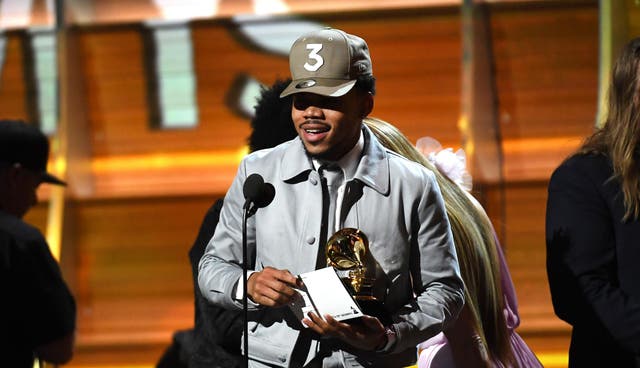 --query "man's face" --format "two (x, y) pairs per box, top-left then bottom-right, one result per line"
(291, 89), (372, 161)
(3, 165), (41, 218)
